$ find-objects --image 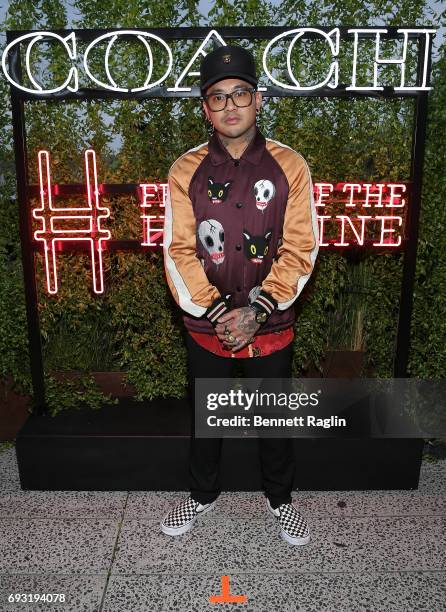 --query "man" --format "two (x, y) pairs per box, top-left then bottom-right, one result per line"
(161, 44), (319, 545)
